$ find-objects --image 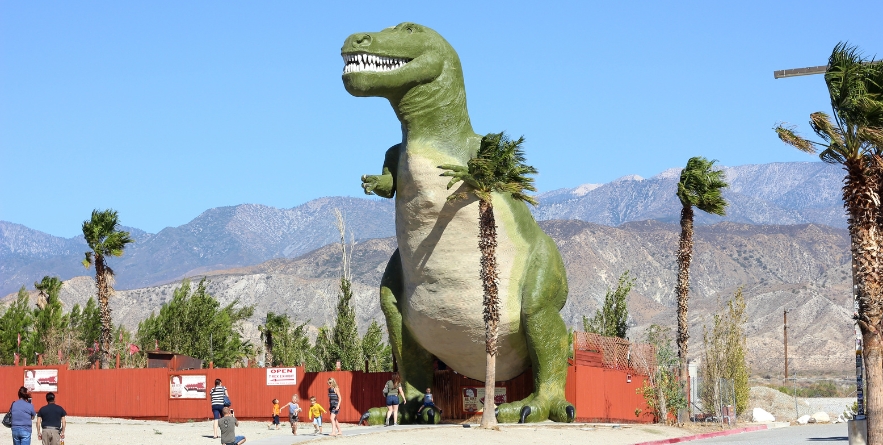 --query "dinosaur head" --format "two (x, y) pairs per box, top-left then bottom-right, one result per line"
(341, 23), (460, 100)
